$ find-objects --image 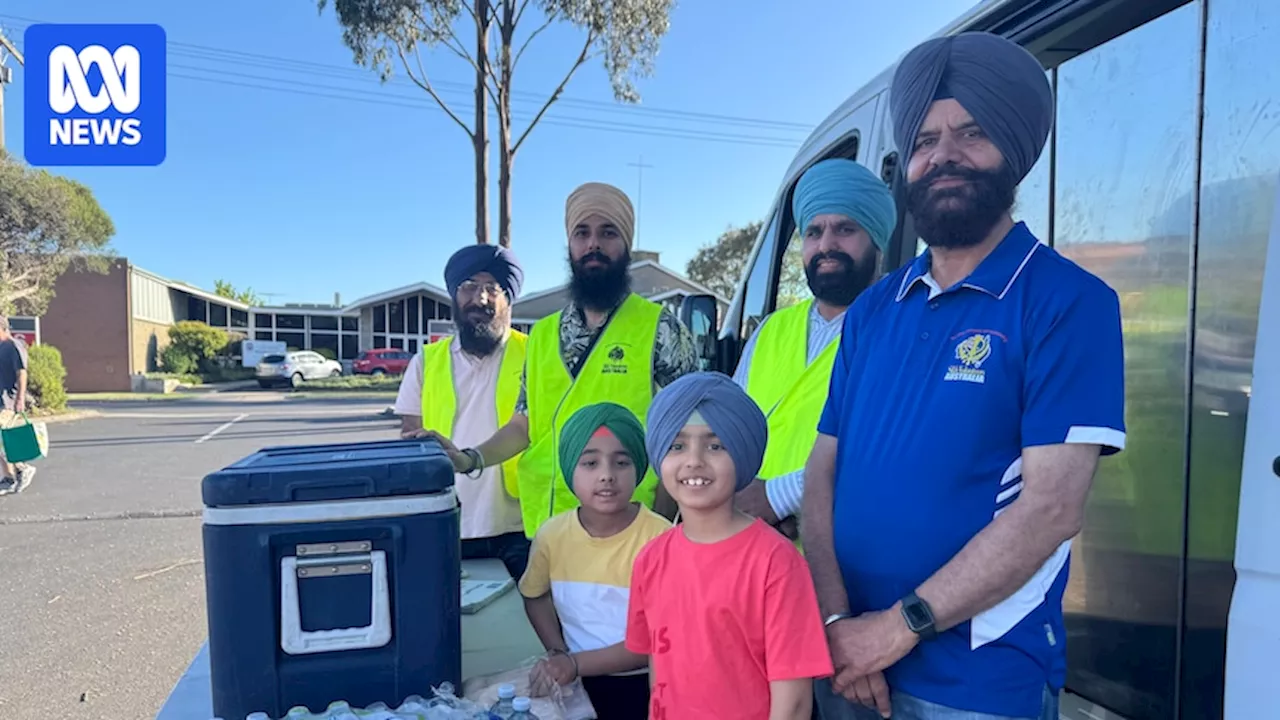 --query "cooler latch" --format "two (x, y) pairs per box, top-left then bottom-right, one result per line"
(279, 540), (392, 655)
